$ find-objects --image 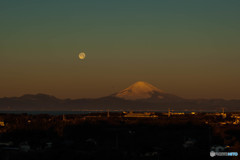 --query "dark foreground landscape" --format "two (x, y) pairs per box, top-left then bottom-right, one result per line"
(0, 112), (240, 160)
